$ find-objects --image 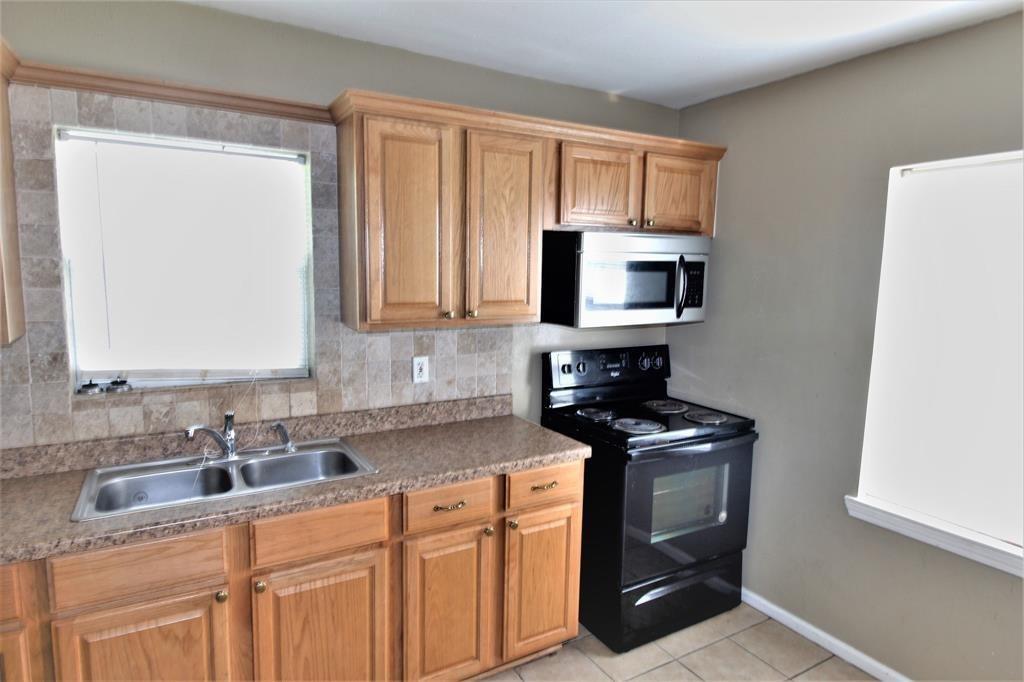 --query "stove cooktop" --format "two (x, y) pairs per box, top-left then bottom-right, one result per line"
(549, 396), (754, 449)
